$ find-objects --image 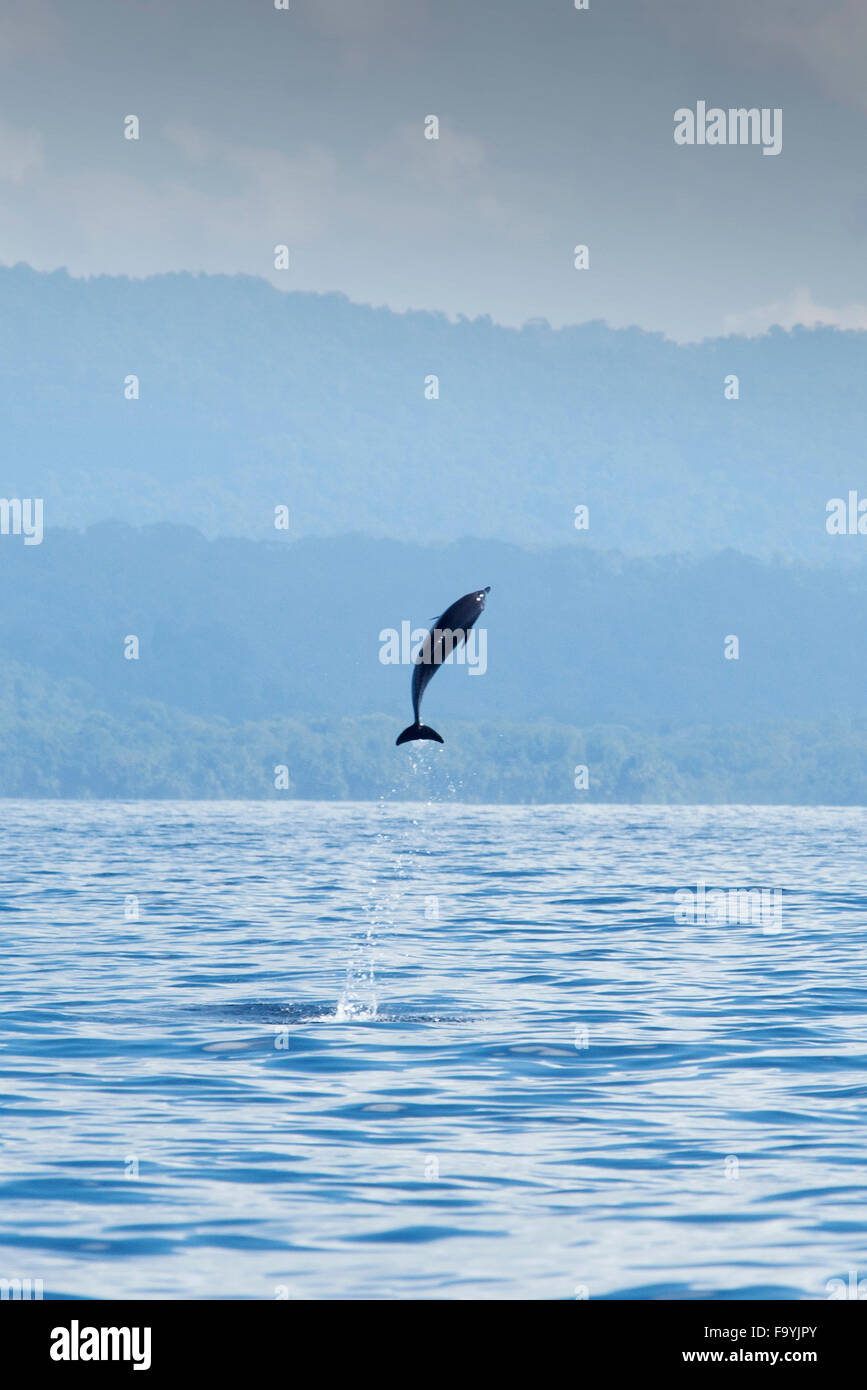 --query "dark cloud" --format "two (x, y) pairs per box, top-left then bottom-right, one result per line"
(0, 0), (864, 340)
